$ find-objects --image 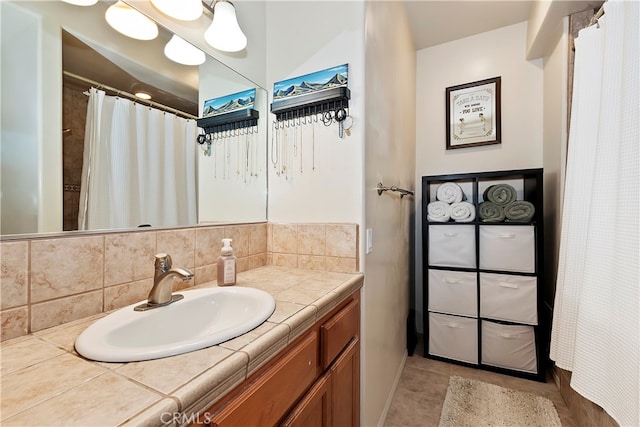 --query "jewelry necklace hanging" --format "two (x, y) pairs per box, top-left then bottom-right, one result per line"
(271, 121), (279, 175)
(236, 129), (241, 177)
(299, 117), (304, 174)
